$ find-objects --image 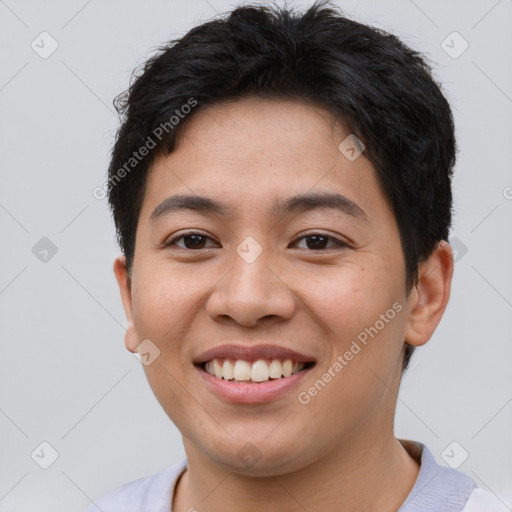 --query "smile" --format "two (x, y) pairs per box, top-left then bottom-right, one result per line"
(202, 358), (314, 383)
(193, 344), (317, 403)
